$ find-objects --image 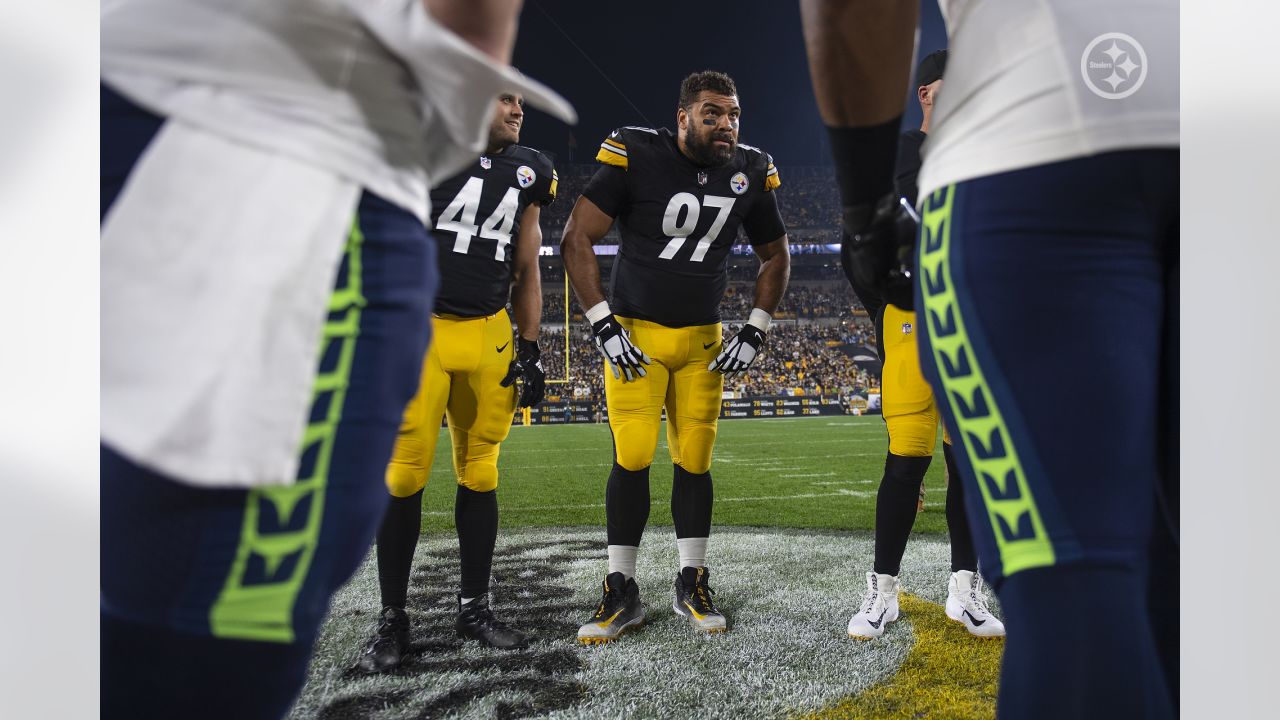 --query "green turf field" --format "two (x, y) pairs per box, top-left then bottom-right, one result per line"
(419, 415), (953, 533)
